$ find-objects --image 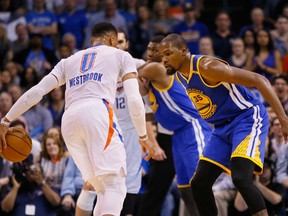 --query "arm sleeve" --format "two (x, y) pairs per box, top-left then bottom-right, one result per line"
(5, 74), (59, 121)
(123, 78), (147, 137)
